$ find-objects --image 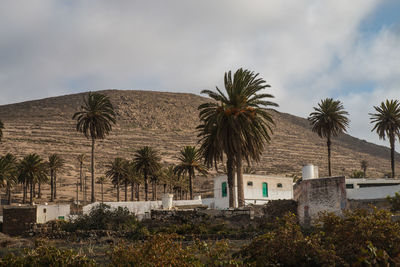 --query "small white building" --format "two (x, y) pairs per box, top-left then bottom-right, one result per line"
(209, 174), (293, 209)
(36, 204), (70, 223)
